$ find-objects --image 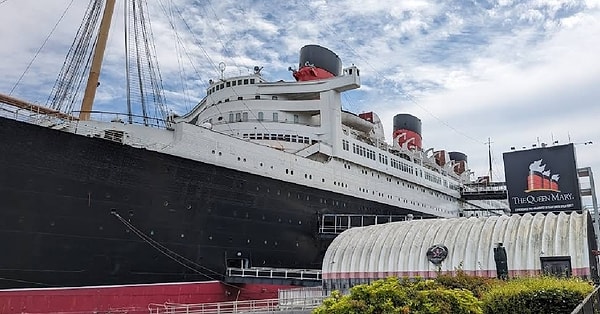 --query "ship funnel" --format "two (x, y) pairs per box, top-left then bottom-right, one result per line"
(449, 151), (468, 175)
(293, 45), (342, 81)
(433, 150), (449, 167)
(392, 114), (422, 150)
